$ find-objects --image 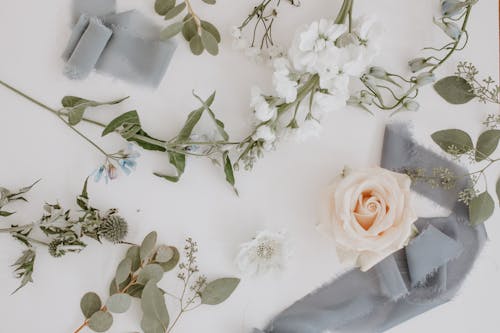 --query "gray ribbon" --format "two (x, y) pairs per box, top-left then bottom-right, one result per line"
(63, 0), (176, 87)
(254, 123), (487, 333)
